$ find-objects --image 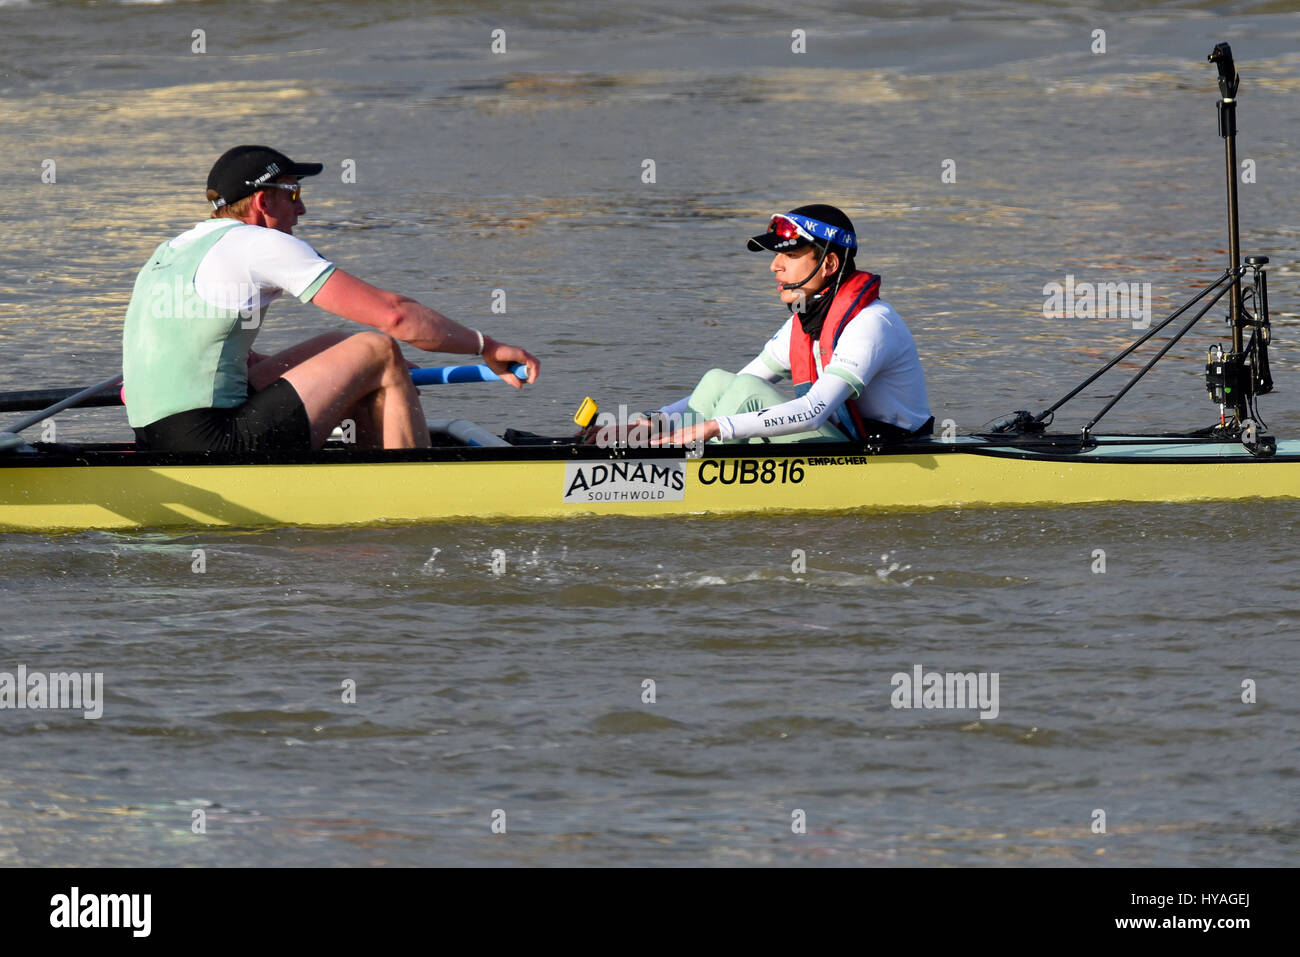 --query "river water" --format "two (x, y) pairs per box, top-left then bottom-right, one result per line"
(1, 0), (1297, 866)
